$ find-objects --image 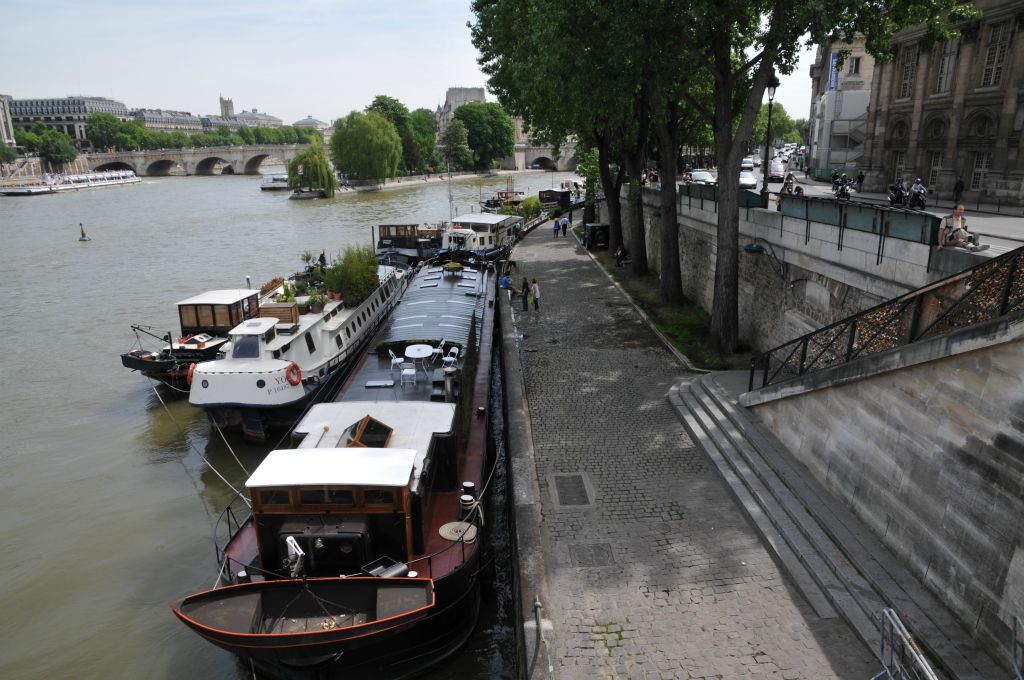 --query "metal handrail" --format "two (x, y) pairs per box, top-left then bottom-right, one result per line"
(749, 245), (1024, 391)
(1013, 615), (1023, 680)
(871, 608), (941, 680)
